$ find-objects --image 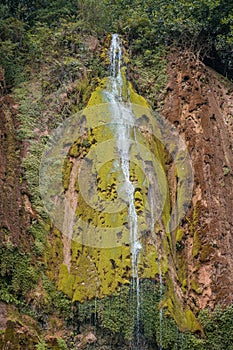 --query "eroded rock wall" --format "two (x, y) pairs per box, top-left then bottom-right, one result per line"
(161, 49), (233, 310)
(0, 90), (31, 249)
